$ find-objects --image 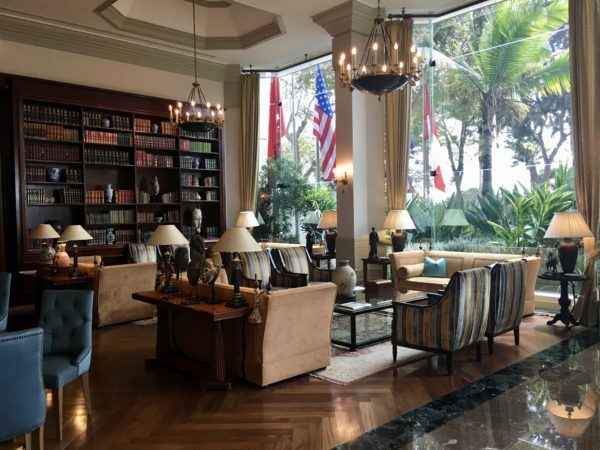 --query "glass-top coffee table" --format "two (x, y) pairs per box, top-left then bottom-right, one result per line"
(331, 289), (426, 351)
